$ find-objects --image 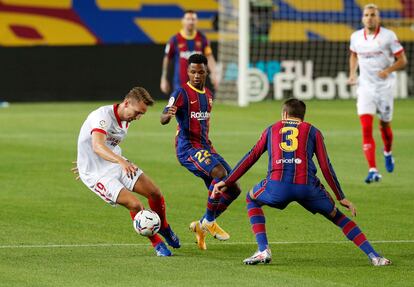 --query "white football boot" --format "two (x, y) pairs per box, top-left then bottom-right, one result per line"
(371, 256), (392, 266)
(243, 249), (272, 265)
